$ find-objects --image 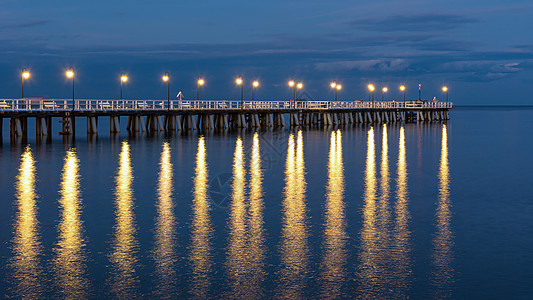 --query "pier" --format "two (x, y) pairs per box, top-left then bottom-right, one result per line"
(0, 99), (452, 139)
